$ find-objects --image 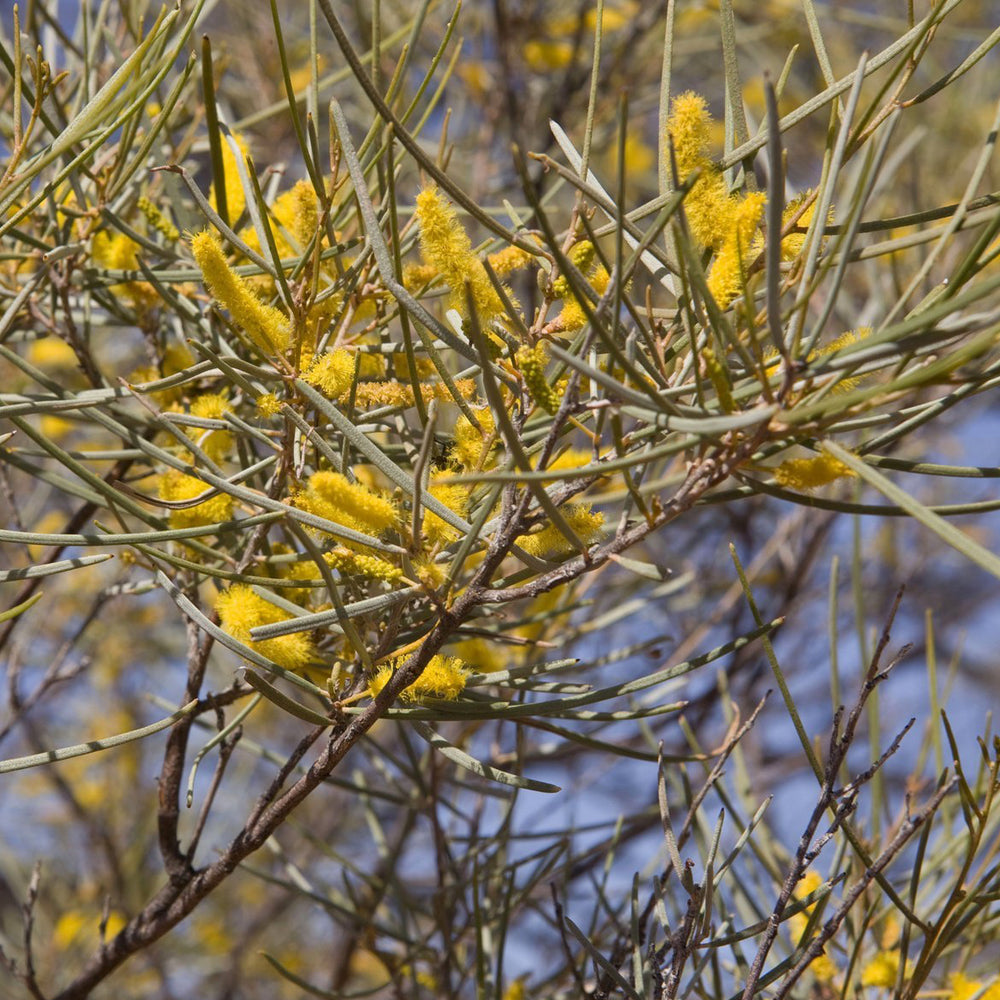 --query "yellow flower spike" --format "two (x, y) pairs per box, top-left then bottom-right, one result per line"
(666, 91), (736, 251)
(188, 392), (232, 461)
(402, 262), (439, 290)
(516, 342), (561, 414)
(539, 447), (598, 481)
(414, 558), (447, 591)
(454, 407), (497, 470)
(256, 393), (282, 417)
(421, 479), (470, 546)
(298, 470), (398, 535)
(157, 469), (233, 528)
(860, 950), (899, 988)
(215, 583), (316, 672)
(190, 230), (291, 354)
(209, 131), (250, 223)
(780, 195), (817, 261)
(522, 39), (574, 72)
(415, 186), (509, 325)
(368, 654), (469, 702)
(551, 241), (597, 299)
(91, 230), (157, 307)
(324, 546), (403, 583)
(516, 504), (604, 558)
(773, 451), (857, 491)
(788, 872), (837, 983)
(289, 179), (319, 251)
(948, 974), (984, 1000)
(302, 349), (355, 400)
(706, 190), (766, 309)
(27, 336), (78, 370)
(487, 243), (535, 277)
